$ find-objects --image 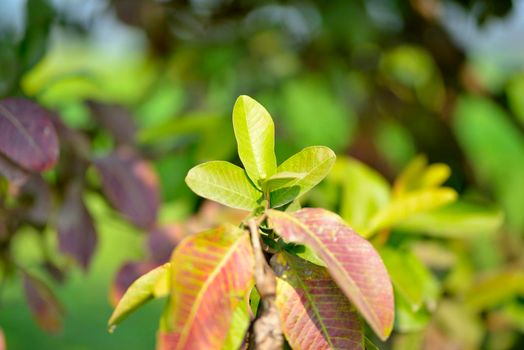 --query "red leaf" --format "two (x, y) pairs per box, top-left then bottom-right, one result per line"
(94, 148), (159, 229)
(57, 181), (97, 270)
(110, 261), (158, 306)
(148, 224), (185, 264)
(158, 224), (254, 350)
(267, 208), (394, 340)
(22, 272), (64, 333)
(272, 253), (364, 350)
(0, 98), (59, 171)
